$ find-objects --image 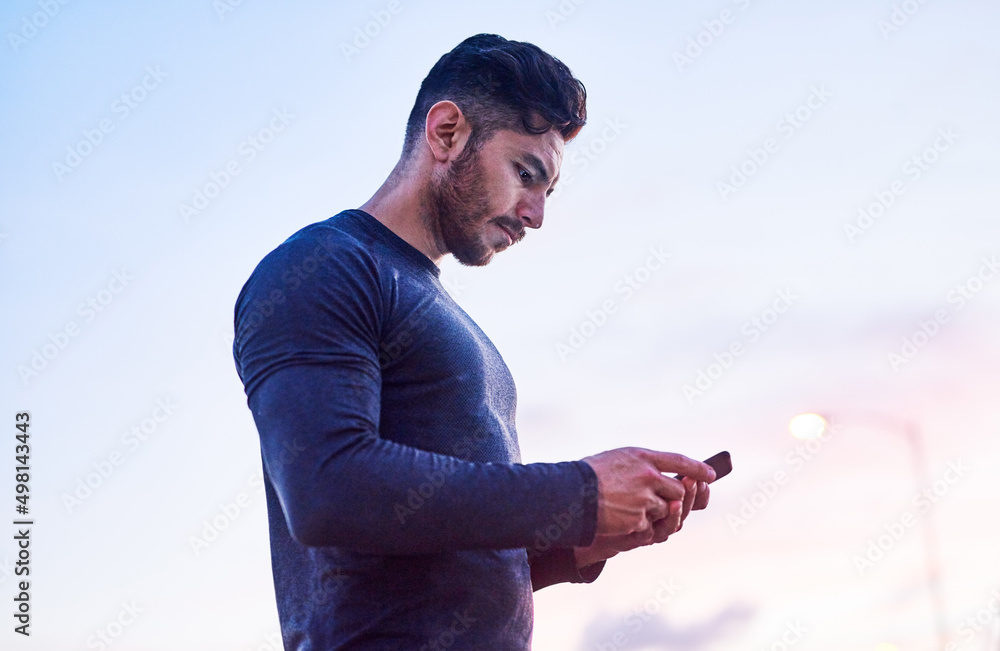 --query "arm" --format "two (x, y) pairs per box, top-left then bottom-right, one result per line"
(233, 232), (598, 555)
(249, 364), (597, 553)
(529, 547), (605, 591)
